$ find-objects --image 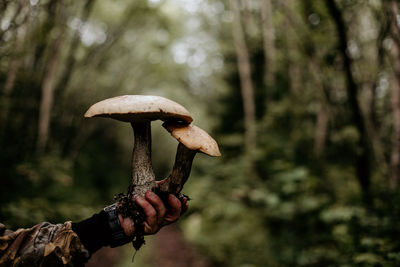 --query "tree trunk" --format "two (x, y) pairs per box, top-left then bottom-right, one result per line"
(229, 0), (257, 168)
(325, 0), (371, 199)
(389, 0), (400, 189)
(54, 0), (95, 99)
(281, 12), (302, 95)
(36, 32), (64, 154)
(288, 55), (301, 94)
(362, 82), (388, 177)
(32, 0), (58, 71)
(0, 25), (27, 134)
(241, 0), (257, 37)
(310, 59), (329, 157)
(261, 0), (275, 94)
